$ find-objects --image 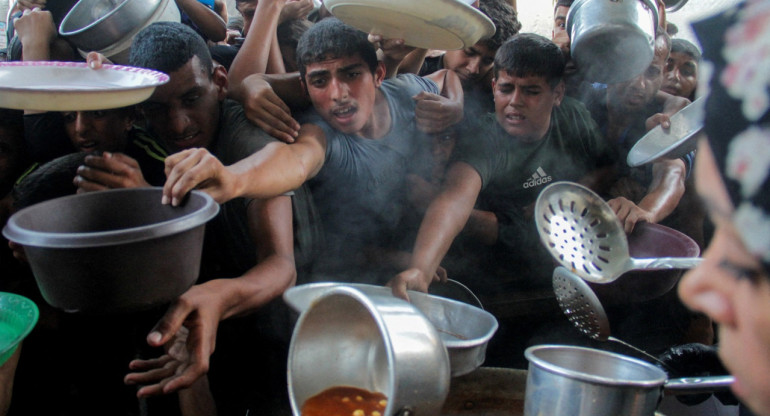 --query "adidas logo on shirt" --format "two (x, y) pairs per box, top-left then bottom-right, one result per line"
(523, 167), (553, 189)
